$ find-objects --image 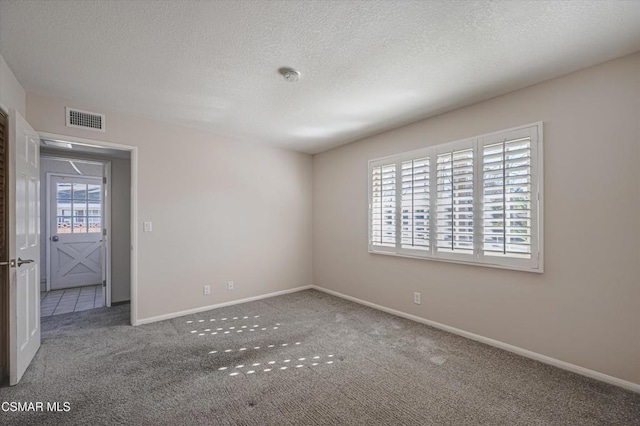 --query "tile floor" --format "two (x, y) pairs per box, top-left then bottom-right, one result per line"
(40, 284), (104, 317)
